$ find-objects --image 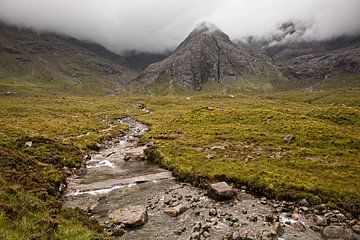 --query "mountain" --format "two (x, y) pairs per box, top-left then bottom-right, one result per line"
(0, 22), (136, 94)
(136, 23), (279, 91)
(241, 22), (360, 83)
